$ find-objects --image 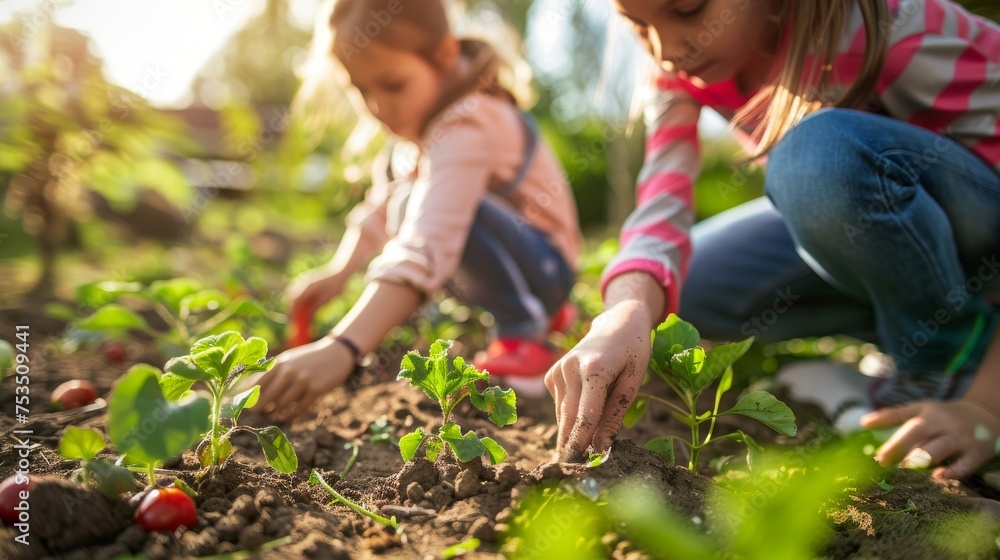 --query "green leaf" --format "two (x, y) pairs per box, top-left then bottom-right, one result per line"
(198, 432), (233, 467)
(60, 426), (106, 461)
(623, 395), (649, 428)
(398, 349), (443, 403)
(714, 366), (734, 413)
(644, 436), (675, 466)
(701, 338), (754, 384)
(480, 437), (507, 465)
(75, 281), (143, 308)
(721, 391), (798, 437)
(87, 457), (136, 499)
(108, 365), (211, 466)
(586, 450), (610, 468)
(724, 430), (764, 469)
(439, 423), (487, 463)
(77, 304), (149, 333)
(223, 385), (260, 421)
(442, 538), (481, 559)
(651, 314), (700, 375)
(425, 437), (445, 462)
(149, 278), (202, 313)
(450, 355), (488, 396)
(399, 428), (426, 462)
(190, 347), (228, 382)
(158, 372), (197, 402)
(669, 347), (706, 394)
(164, 356), (212, 382)
(469, 386), (517, 427)
(179, 289), (230, 318)
(255, 426), (298, 473)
